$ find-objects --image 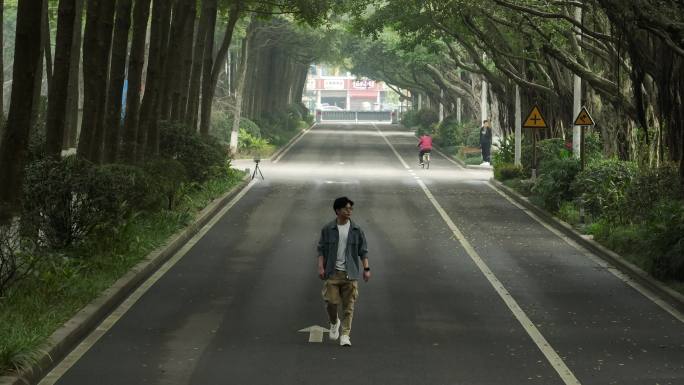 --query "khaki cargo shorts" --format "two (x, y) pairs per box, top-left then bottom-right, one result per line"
(321, 270), (358, 305)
